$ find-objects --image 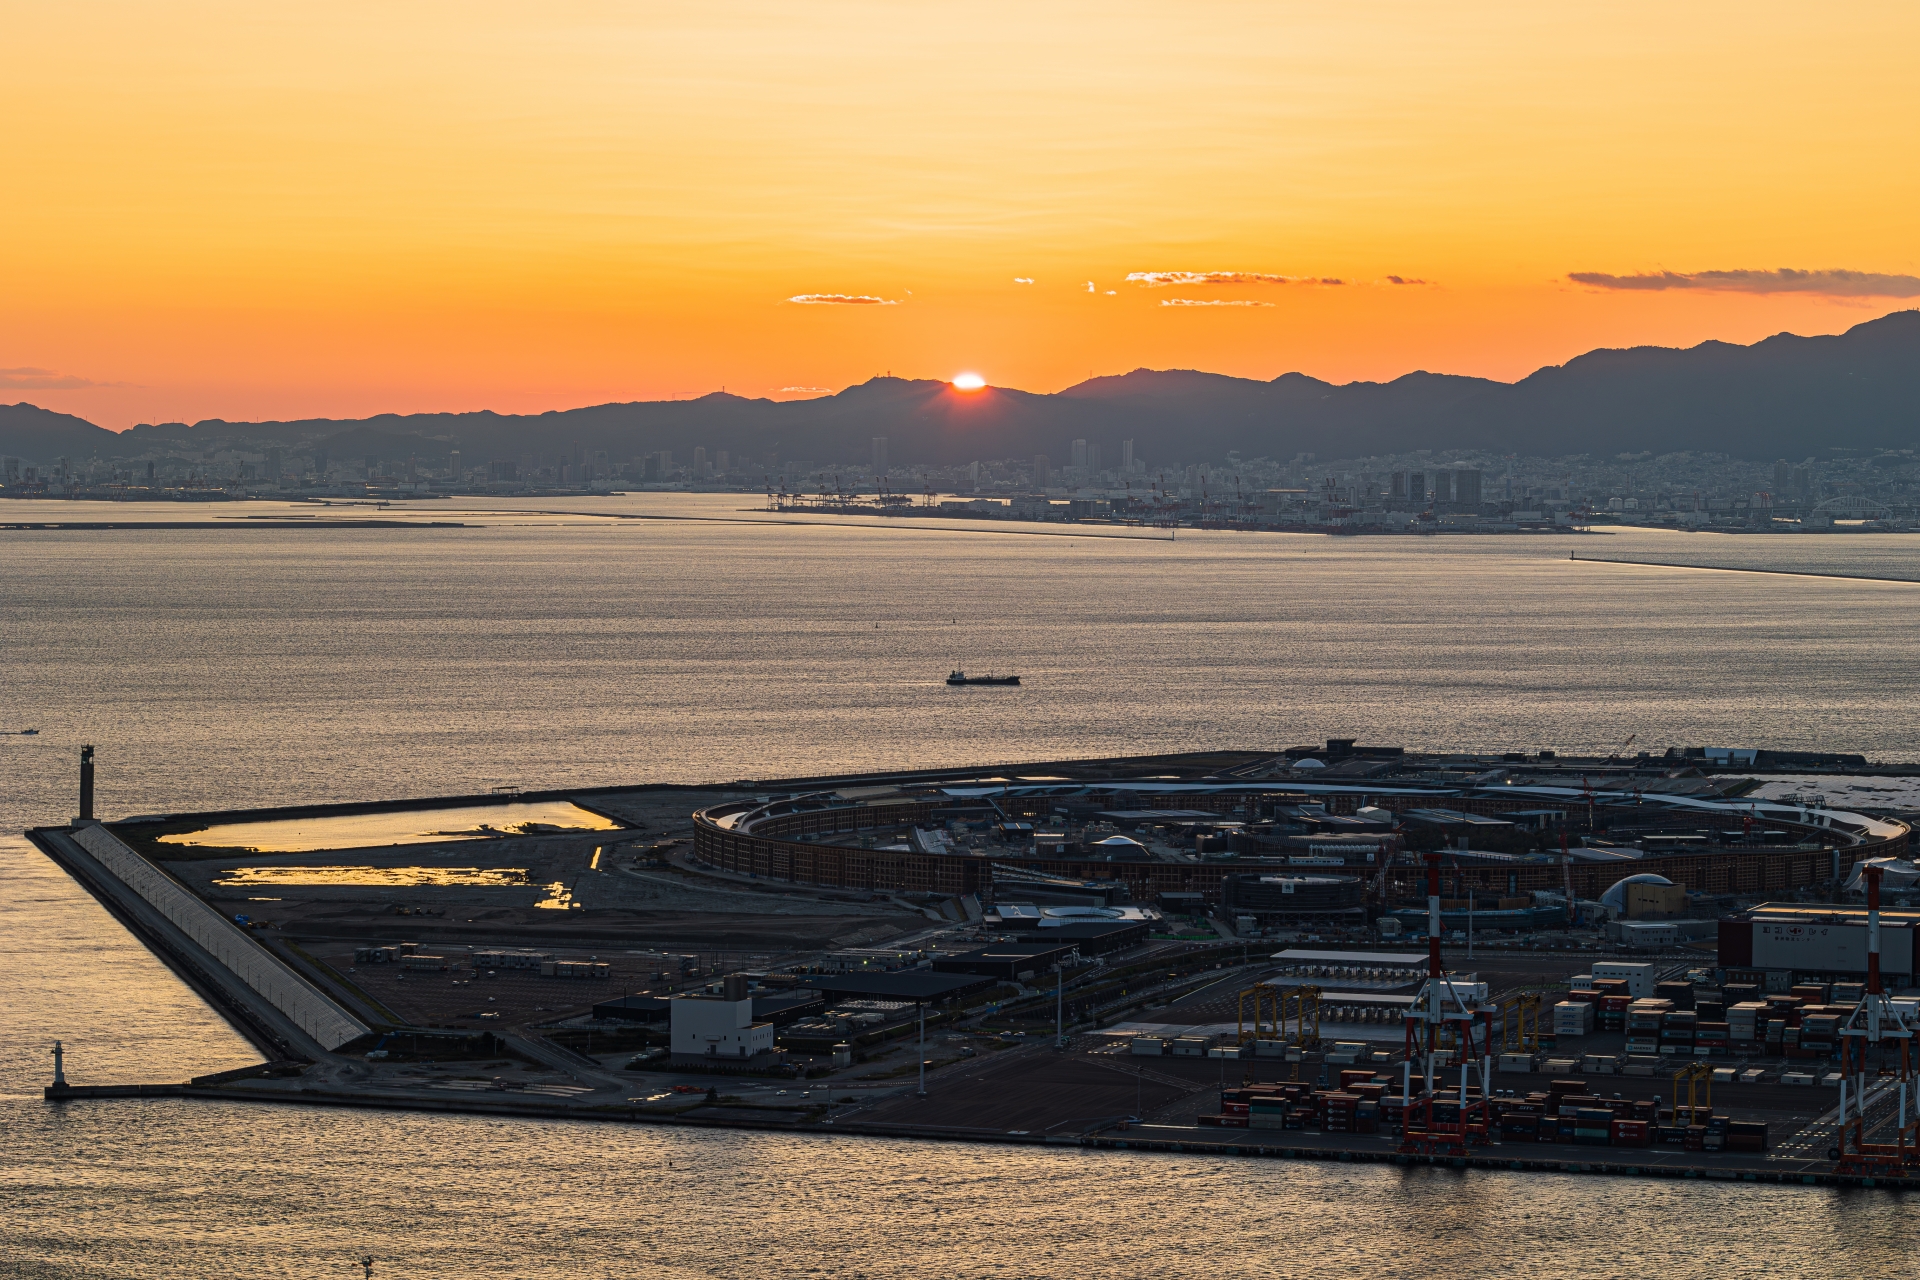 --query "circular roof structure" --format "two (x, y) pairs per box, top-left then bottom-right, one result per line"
(1600, 873), (1675, 910)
